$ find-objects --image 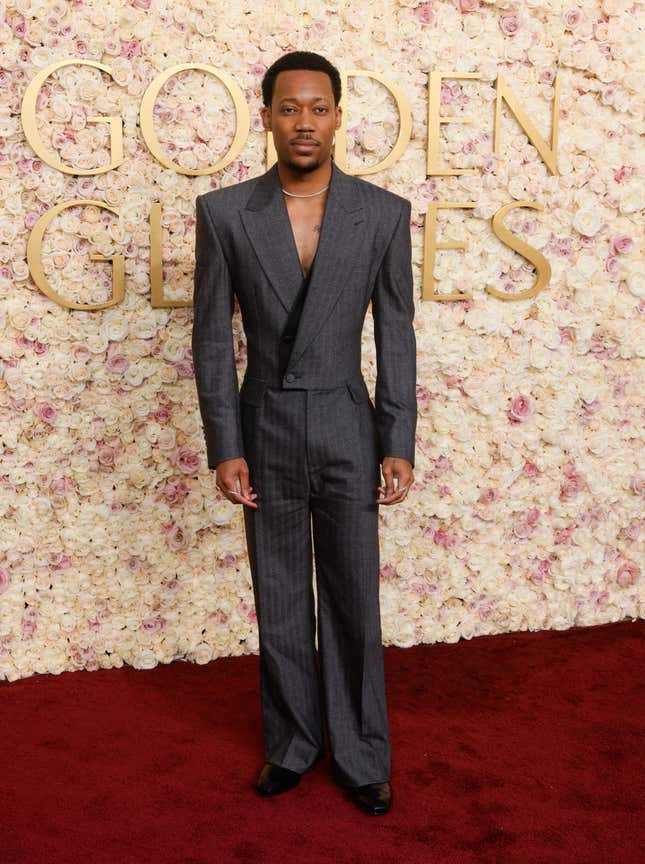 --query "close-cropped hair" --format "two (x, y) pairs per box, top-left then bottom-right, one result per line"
(261, 51), (342, 107)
